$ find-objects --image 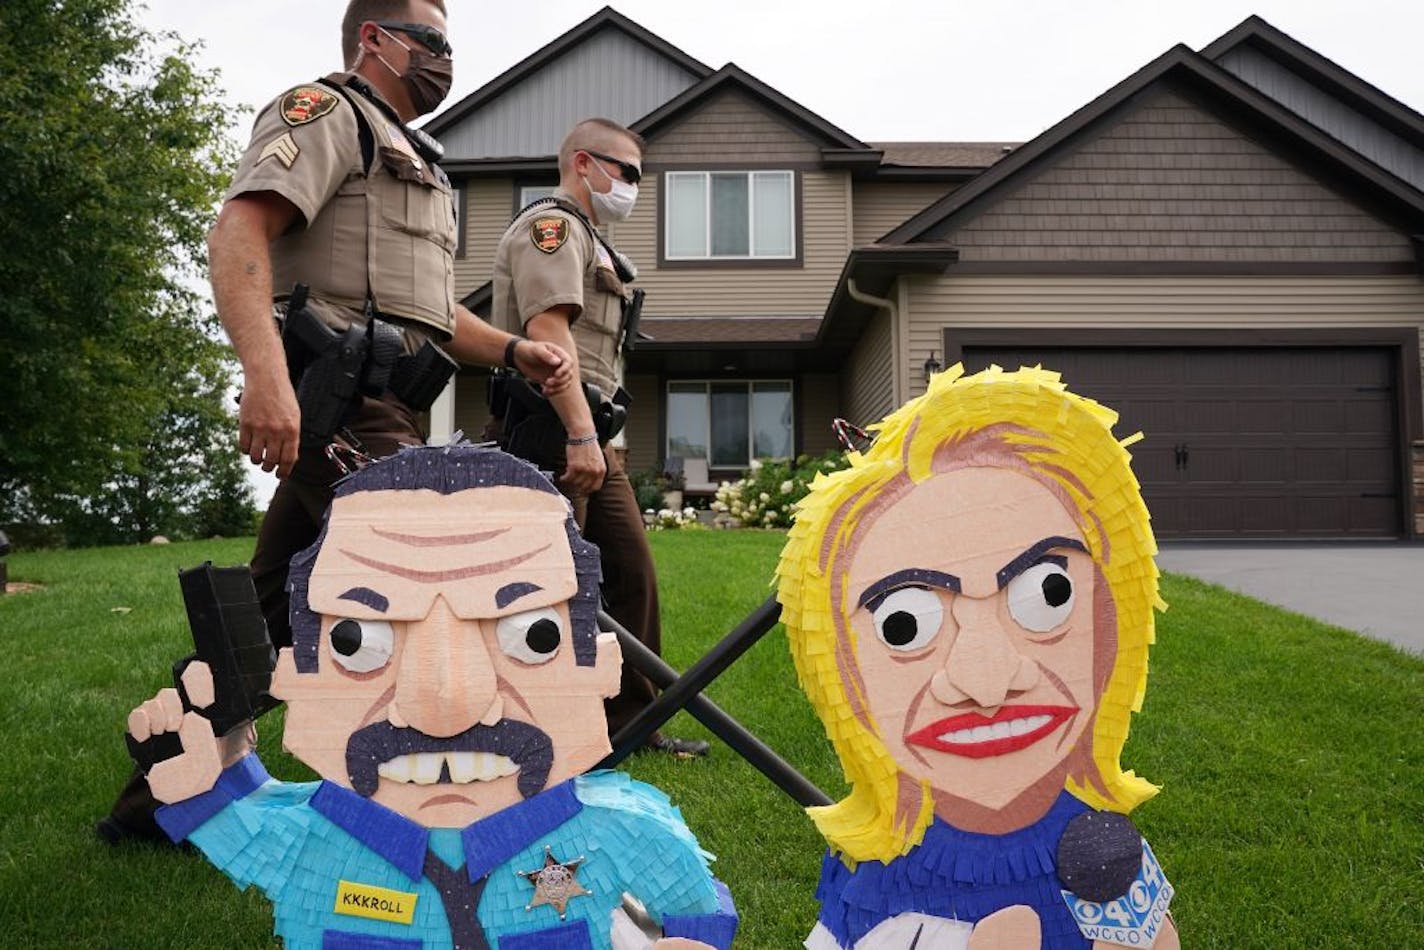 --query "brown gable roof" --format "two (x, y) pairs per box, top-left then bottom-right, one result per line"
(633, 63), (870, 152)
(872, 142), (1018, 168)
(881, 44), (1424, 246)
(423, 6), (712, 138)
